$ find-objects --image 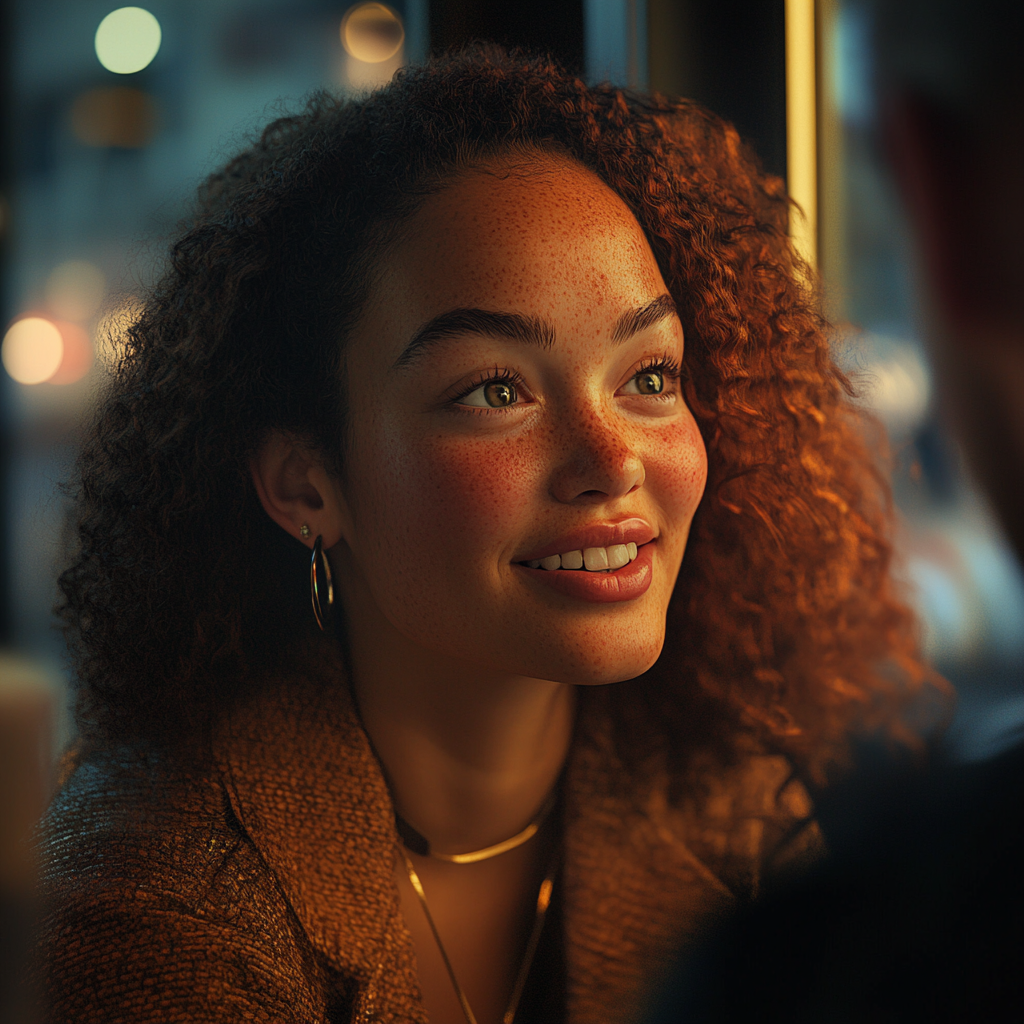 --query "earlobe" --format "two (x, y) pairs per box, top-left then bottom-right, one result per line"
(250, 433), (351, 549)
